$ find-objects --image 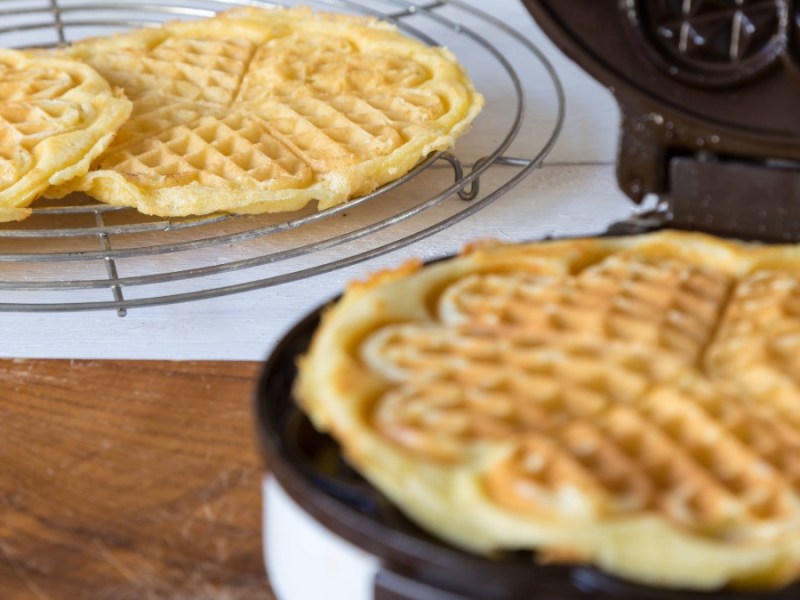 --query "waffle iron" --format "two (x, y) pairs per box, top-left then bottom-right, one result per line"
(523, 0), (800, 243)
(254, 1), (800, 598)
